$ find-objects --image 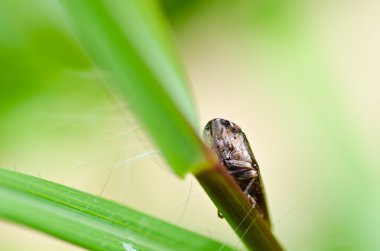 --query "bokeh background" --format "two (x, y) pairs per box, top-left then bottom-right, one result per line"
(1, 1), (380, 250)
